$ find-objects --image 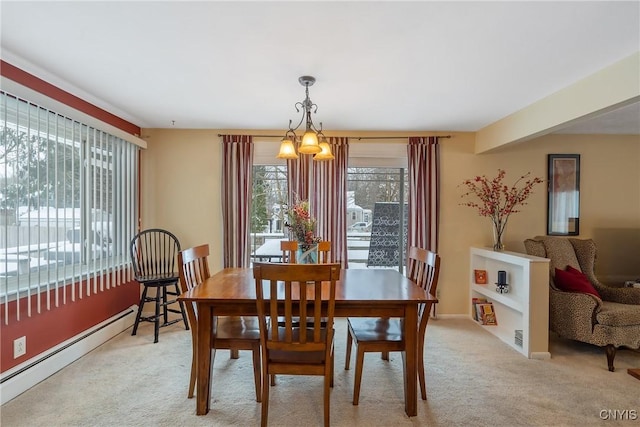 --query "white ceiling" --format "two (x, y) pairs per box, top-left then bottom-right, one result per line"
(1, 1), (639, 135)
